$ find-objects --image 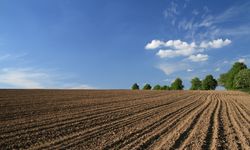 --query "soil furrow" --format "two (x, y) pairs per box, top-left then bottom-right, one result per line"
(217, 99), (228, 150)
(169, 94), (212, 149)
(47, 95), (200, 149)
(201, 94), (219, 150)
(1, 90), (250, 150)
(32, 94), (198, 149)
